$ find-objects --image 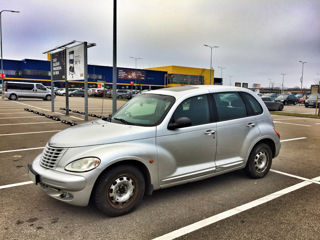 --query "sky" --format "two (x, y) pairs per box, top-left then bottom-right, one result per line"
(1, 0), (320, 88)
